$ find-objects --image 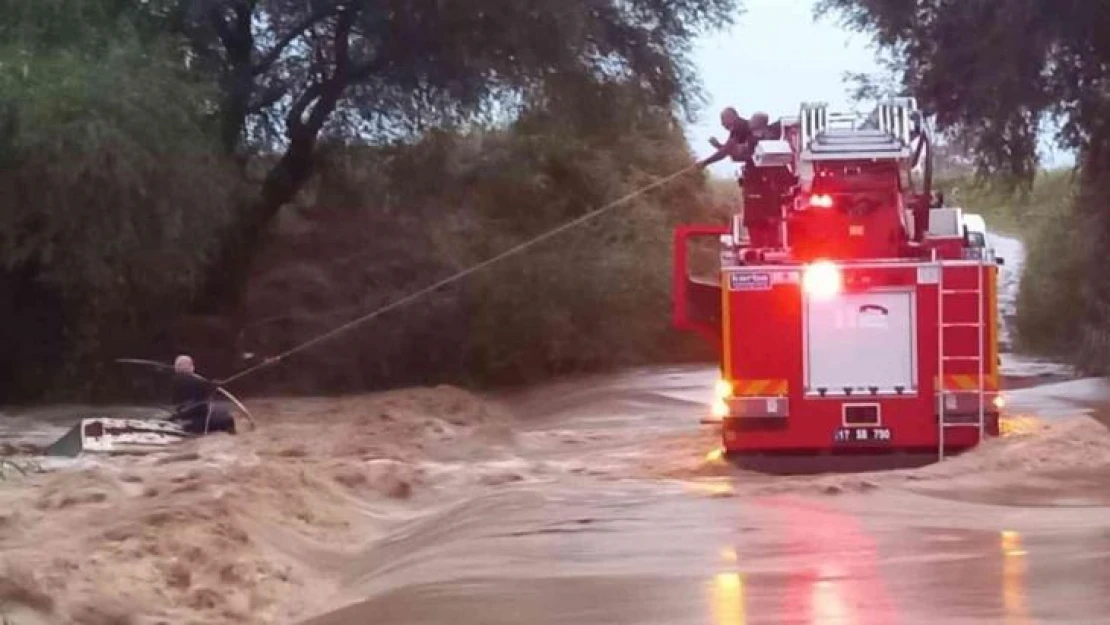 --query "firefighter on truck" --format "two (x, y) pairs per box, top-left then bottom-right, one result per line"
(699, 106), (788, 249)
